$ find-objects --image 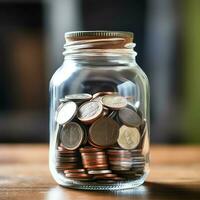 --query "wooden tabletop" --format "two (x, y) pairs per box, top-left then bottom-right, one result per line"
(0, 145), (200, 200)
